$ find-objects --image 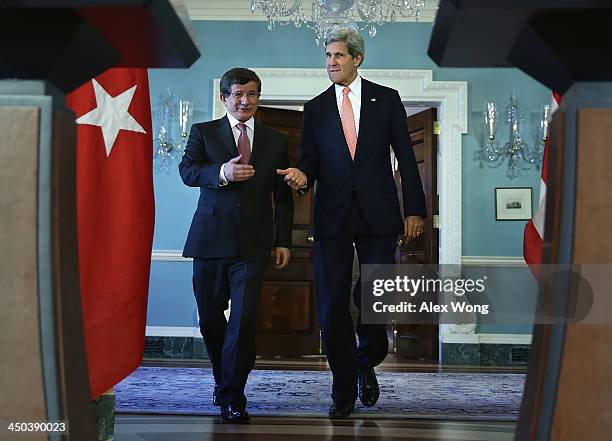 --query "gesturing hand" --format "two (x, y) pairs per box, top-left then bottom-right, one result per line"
(223, 155), (255, 182)
(276, 167), (307, 190)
